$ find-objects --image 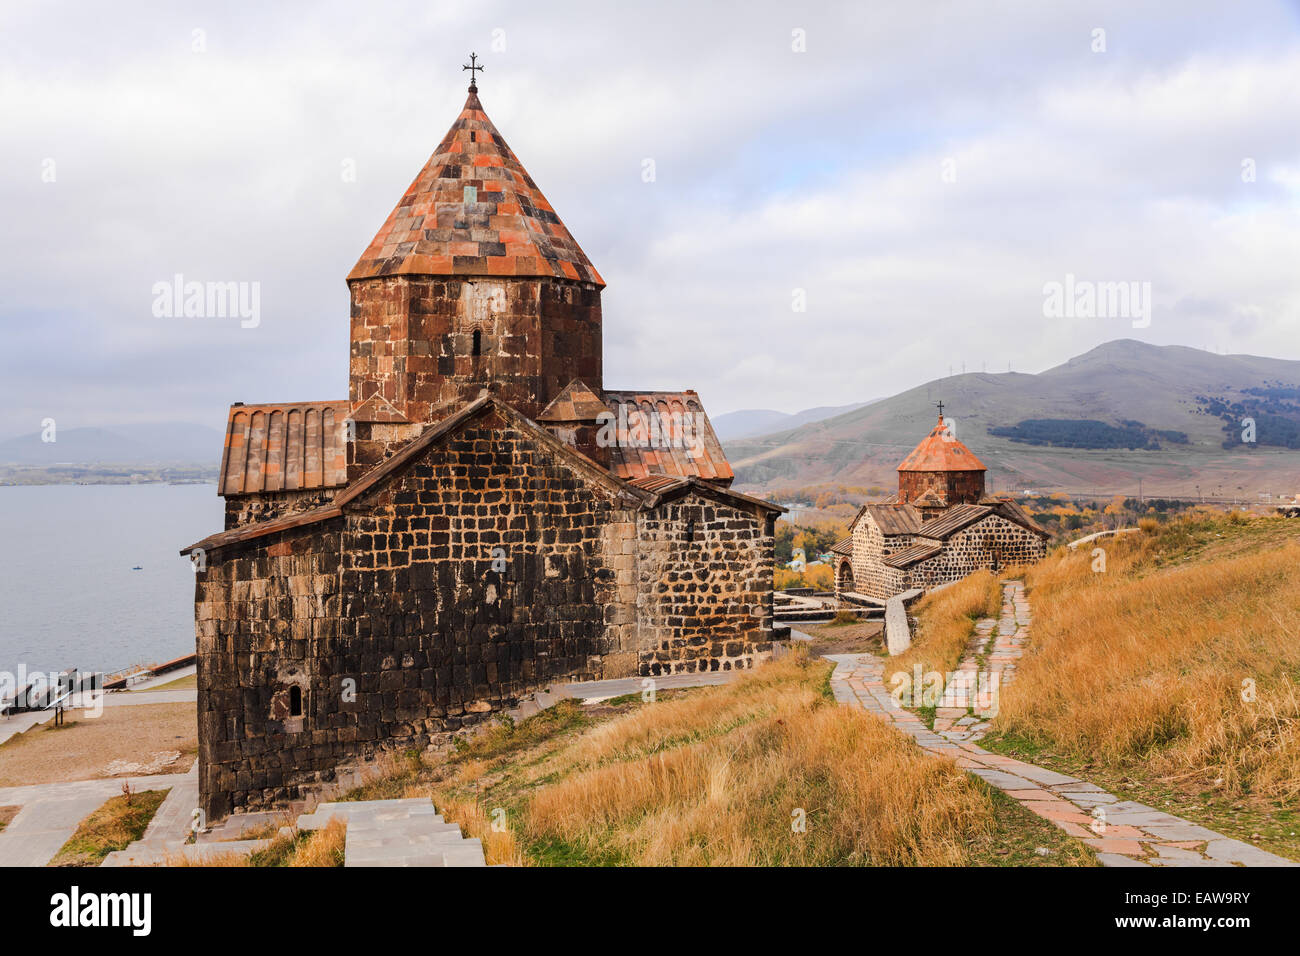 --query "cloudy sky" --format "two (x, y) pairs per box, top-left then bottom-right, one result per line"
(3, 0), (1299, 439)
